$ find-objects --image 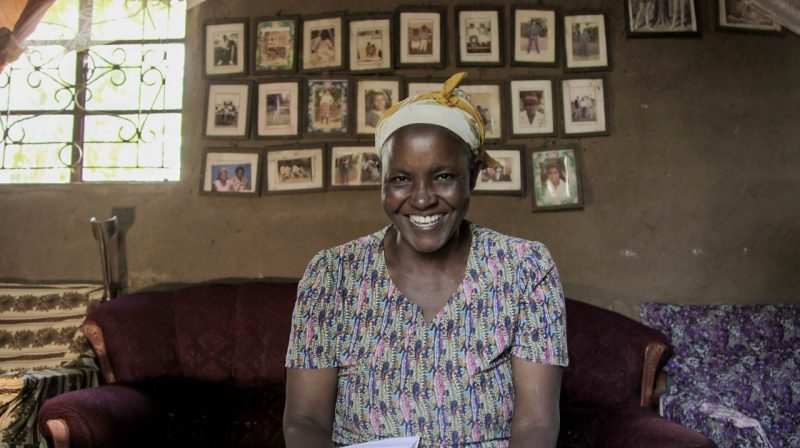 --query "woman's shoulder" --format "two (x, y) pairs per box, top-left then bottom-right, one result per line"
(471, 224), (556, 273)
(304, 227), (386, 273)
